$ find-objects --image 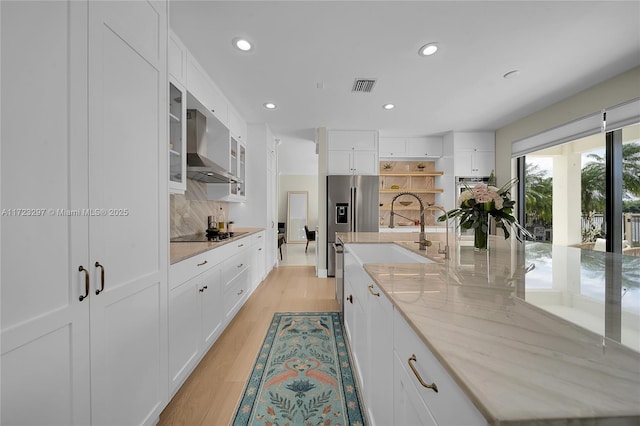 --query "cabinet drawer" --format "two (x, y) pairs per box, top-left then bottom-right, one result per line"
(393, 310), (486, 426)
(251, 231), (265, 245)
(224, 268), (250, 320)
(170, 248), (223, 290)
(223, 249), (250, 284)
